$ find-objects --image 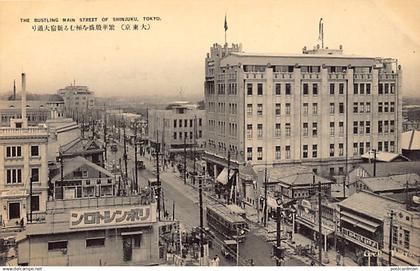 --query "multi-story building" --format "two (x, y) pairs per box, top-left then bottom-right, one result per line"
(0, 74), (49, 228)
(204, 43), (402, 178)
(57, 85), (95, 117)
(147, 101), (205, 158)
